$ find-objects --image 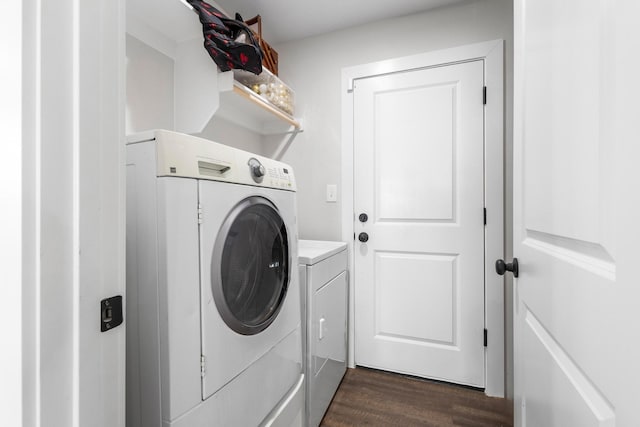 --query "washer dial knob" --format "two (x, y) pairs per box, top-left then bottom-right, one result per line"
(248, 158), (265, 183)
